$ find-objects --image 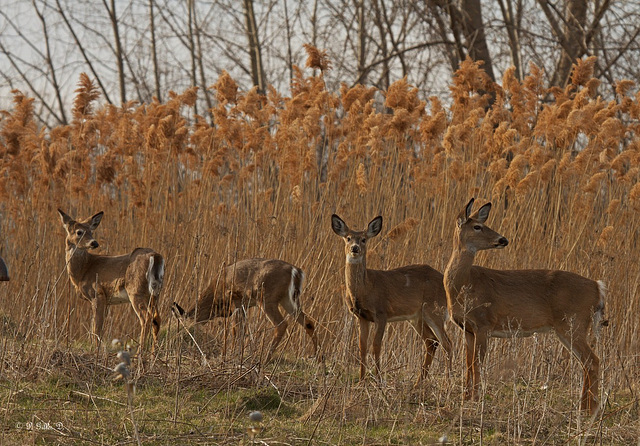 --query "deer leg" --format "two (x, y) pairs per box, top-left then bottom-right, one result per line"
(410, 319), (439, 388)
(262, 302), (288, 362)
(372, 317), (387, 379)
(421, 310), (453, 376)
(129, 291), (158, 354)
(91, 293), (107, 347)
(281, 296), (319, 357)
(358, 319), (370, 380)
(557, 332), (600, 414)
(464, 330), (475, 398)
(472, 329), (489, 399)
(464, 329), (488, 399)
(150, 296), (160, 351)
(231, 299), (247, 354)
